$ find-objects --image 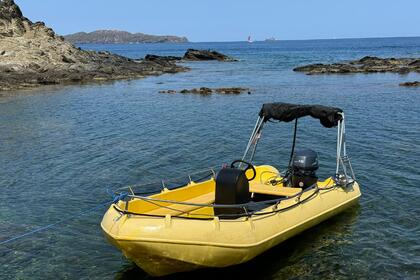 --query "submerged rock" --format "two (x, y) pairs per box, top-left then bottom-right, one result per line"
(159, 87), (250, 95)
(399, 81), (420, 87)
(293, 56), (420, 75)
(0, 0), (188, 91)
(158, 89), (177, 93)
